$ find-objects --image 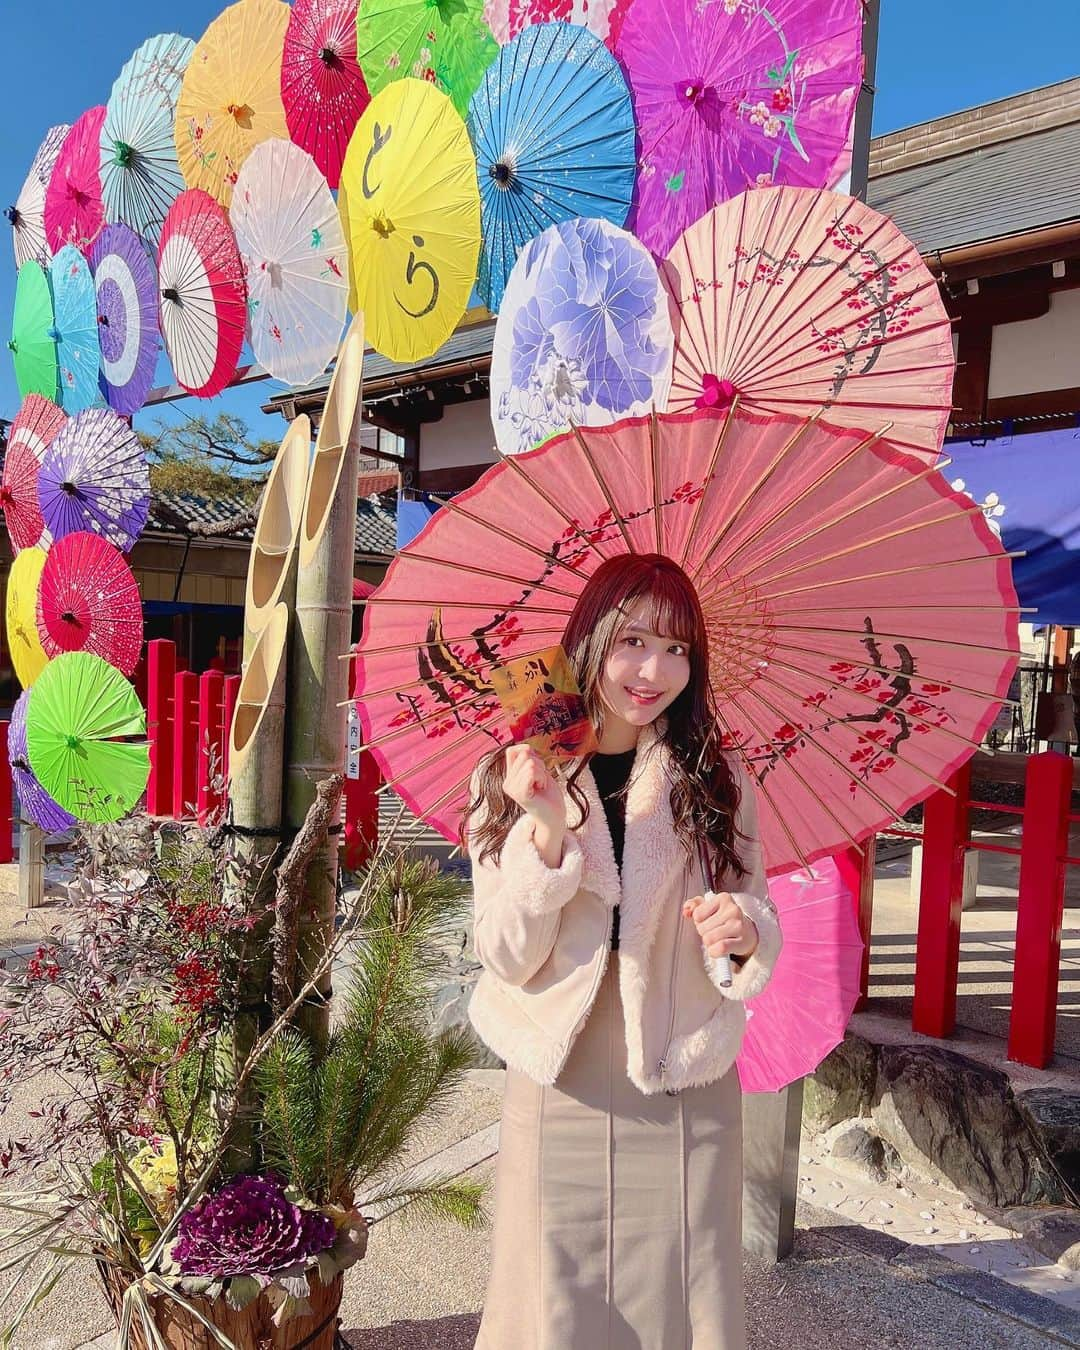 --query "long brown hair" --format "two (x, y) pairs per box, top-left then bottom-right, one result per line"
(465, 554), (747, 885)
